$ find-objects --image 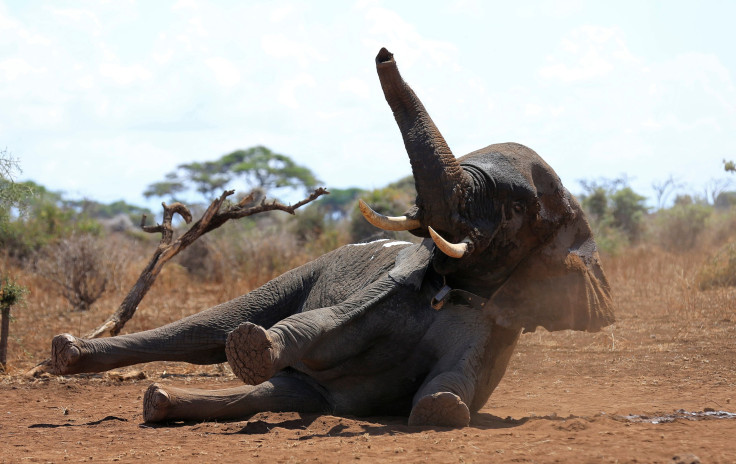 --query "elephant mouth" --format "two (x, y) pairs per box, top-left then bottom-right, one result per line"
(358, 200), (473, 259)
